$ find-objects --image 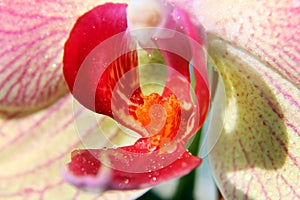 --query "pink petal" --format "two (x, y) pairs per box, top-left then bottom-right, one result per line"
(0, 0), (146, 199)
(195, 0), (300, 88)
(0, 0), (105, 114)
(0, 94), (147, 199)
